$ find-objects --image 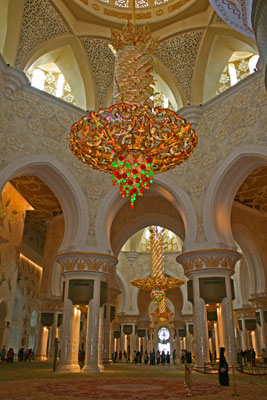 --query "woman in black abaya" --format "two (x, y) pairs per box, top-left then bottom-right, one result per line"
(219, 347), (229, 386)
